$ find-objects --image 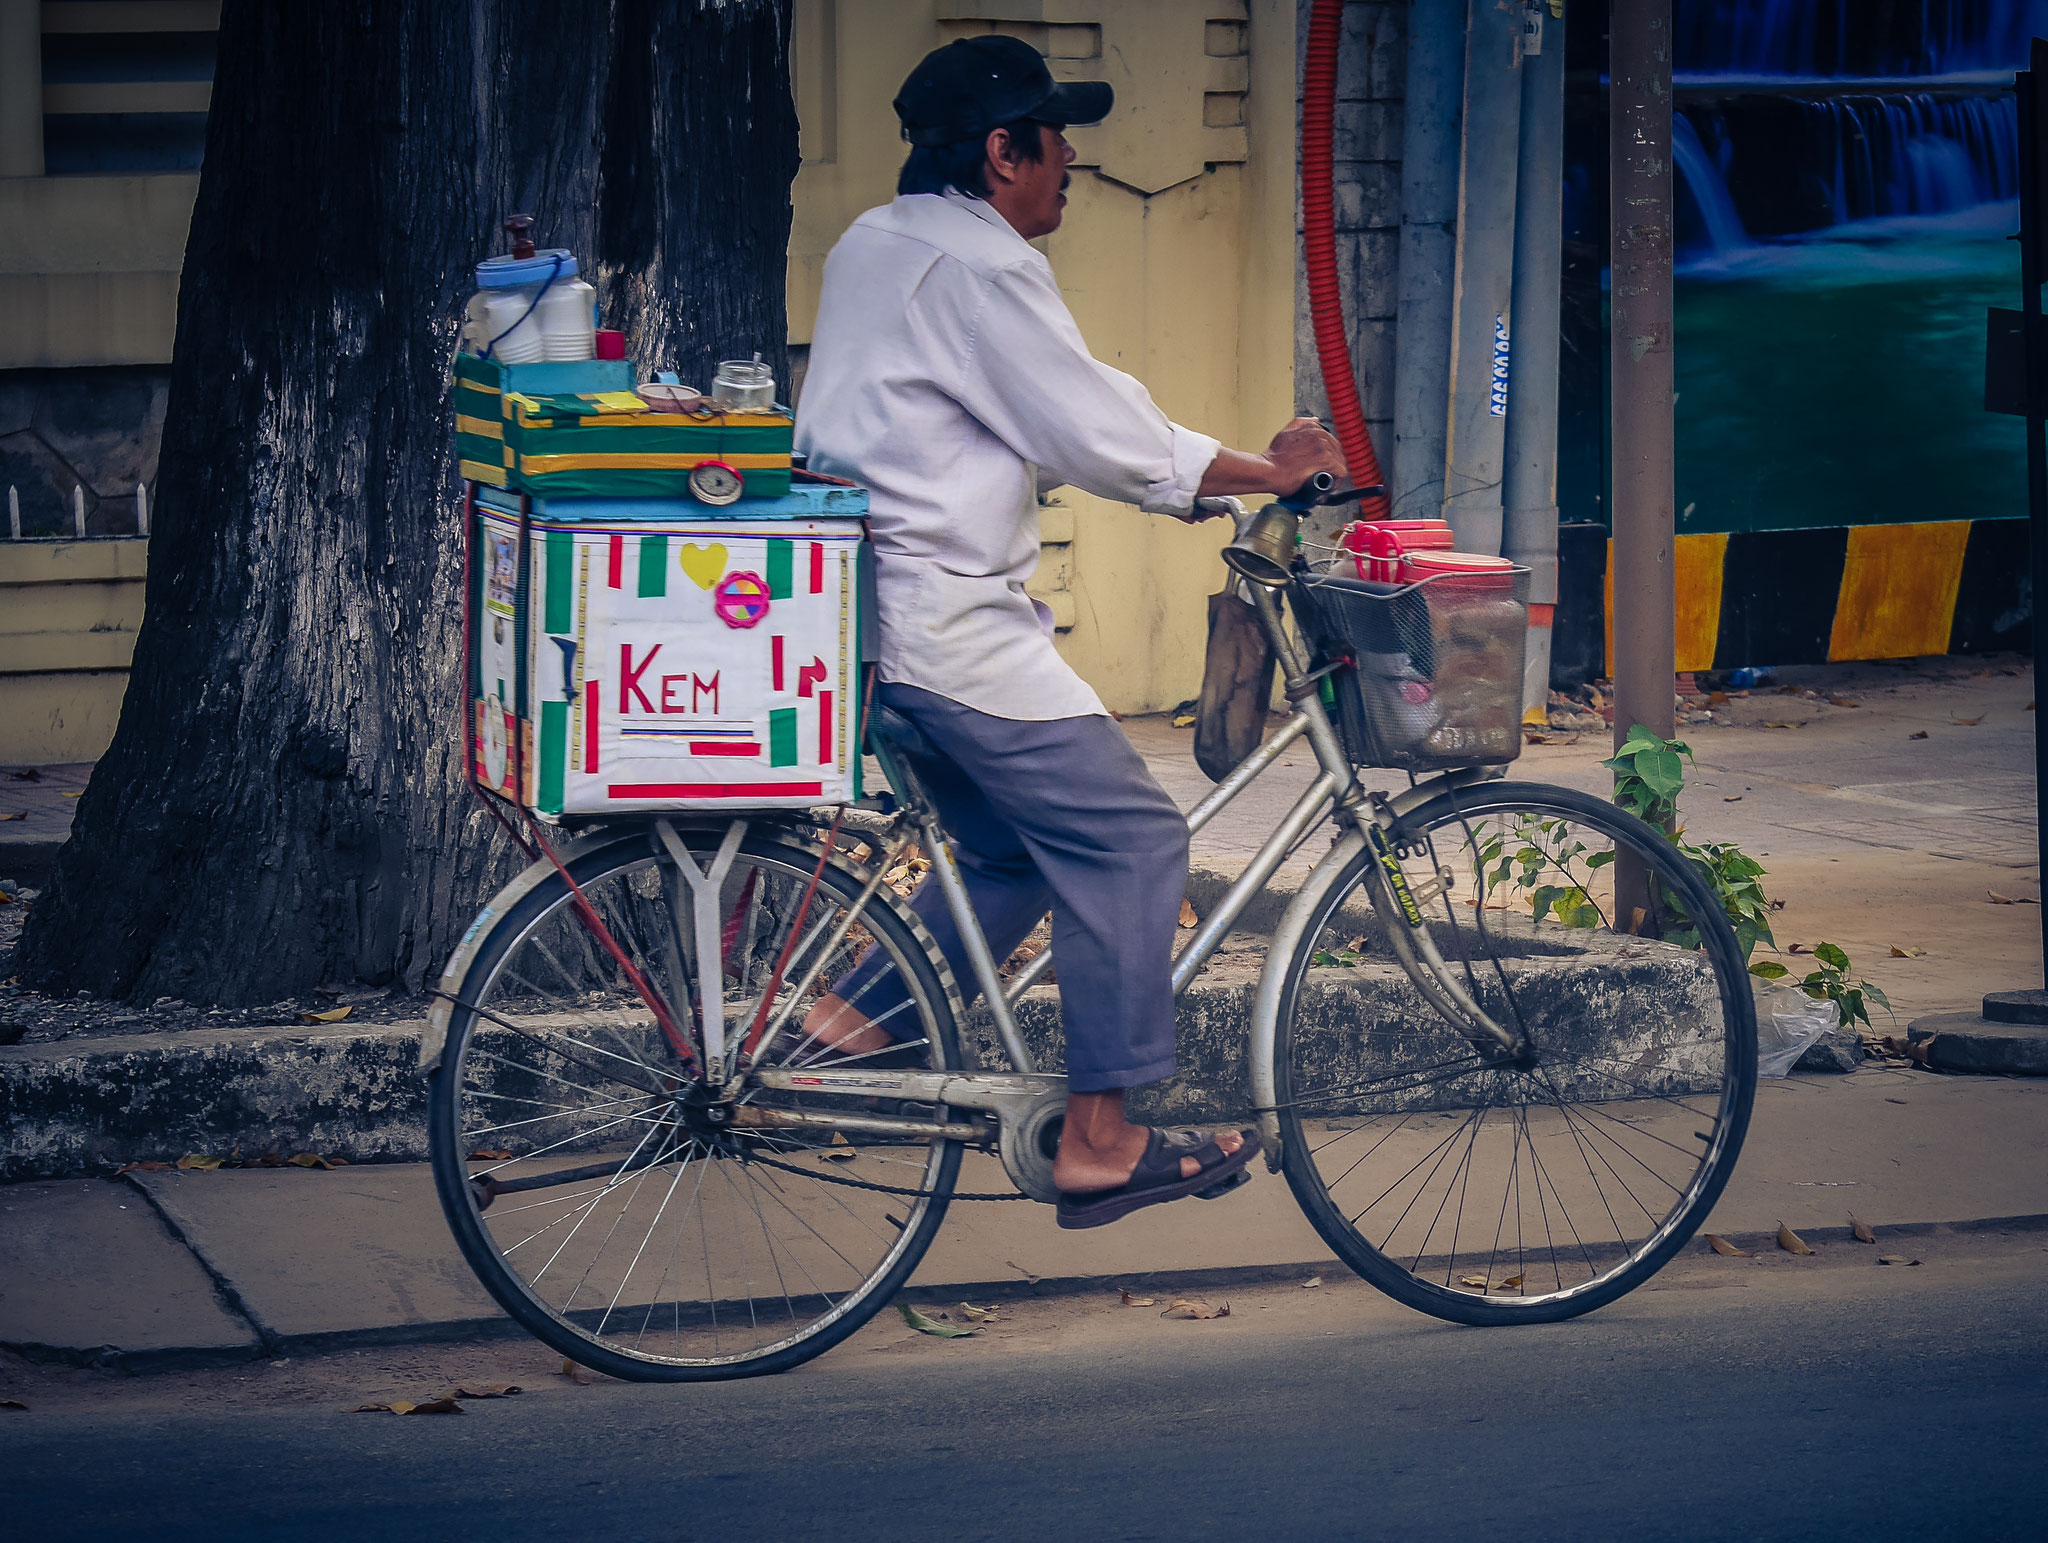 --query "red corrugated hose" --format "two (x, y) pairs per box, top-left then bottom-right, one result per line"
(1302, 0), (1392, 519)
